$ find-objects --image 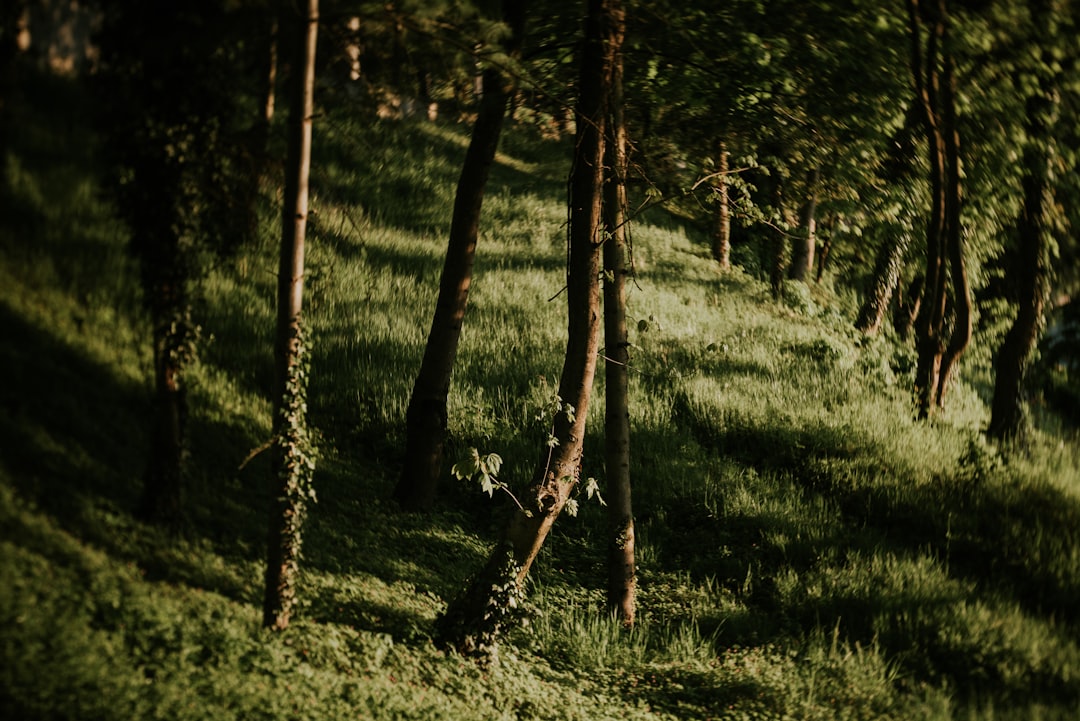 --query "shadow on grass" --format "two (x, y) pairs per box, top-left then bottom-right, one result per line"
(0, 301), (147, 523)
